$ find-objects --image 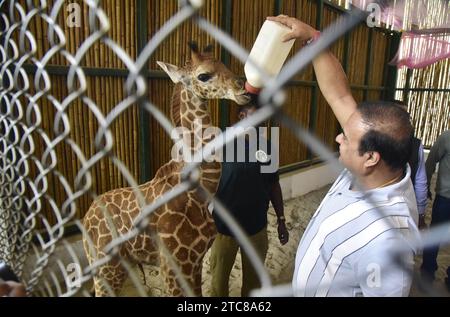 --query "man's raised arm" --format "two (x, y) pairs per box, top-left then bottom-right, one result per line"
(267, 15), (357, 127)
